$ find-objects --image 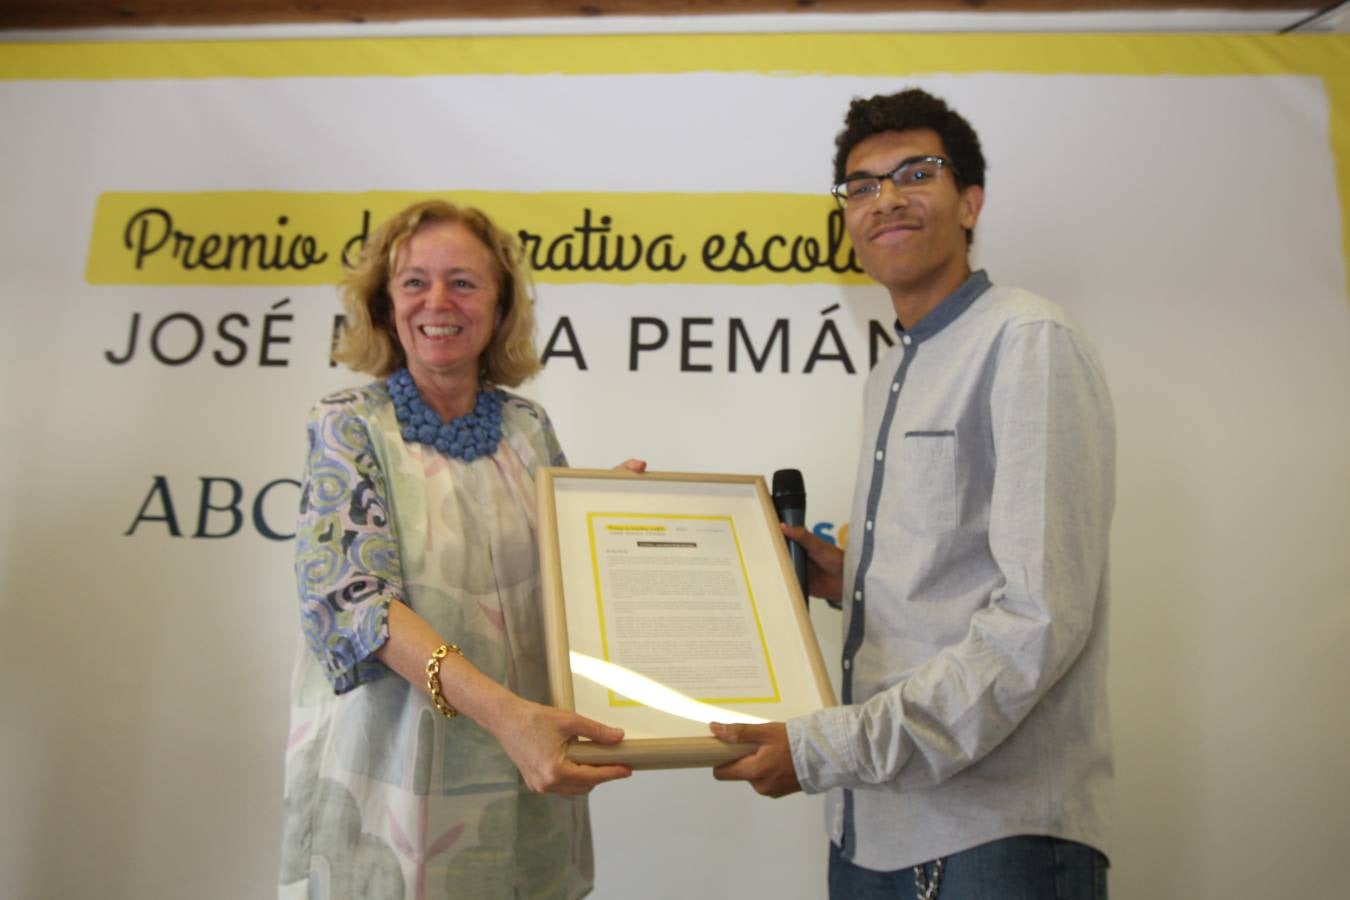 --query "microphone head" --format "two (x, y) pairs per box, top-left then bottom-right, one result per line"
(772, 468), (805, 499)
